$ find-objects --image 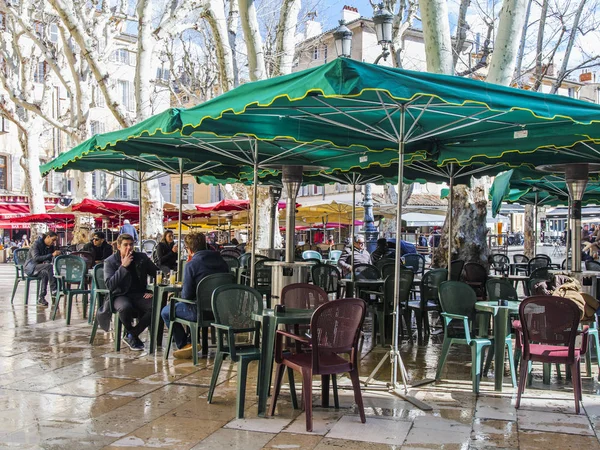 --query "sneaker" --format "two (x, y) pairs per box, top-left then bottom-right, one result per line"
(51, 290), (57, 297)
(173, 343), (193, 359)
(122, 334), (144, 351)
(37, 297), (49, 307)
(134, 337), (145, 349)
